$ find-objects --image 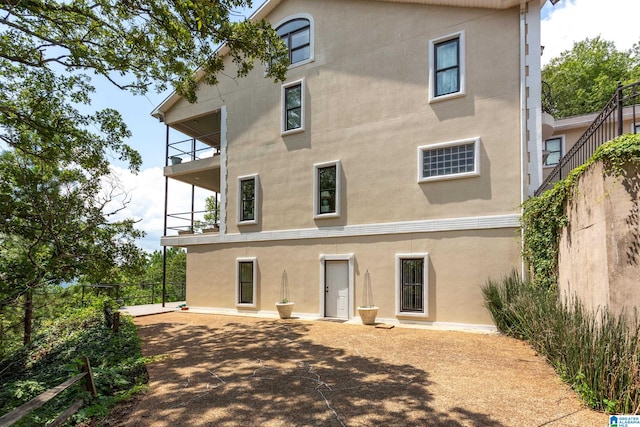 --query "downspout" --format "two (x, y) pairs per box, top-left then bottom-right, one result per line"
(519, 0), (528, 280)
